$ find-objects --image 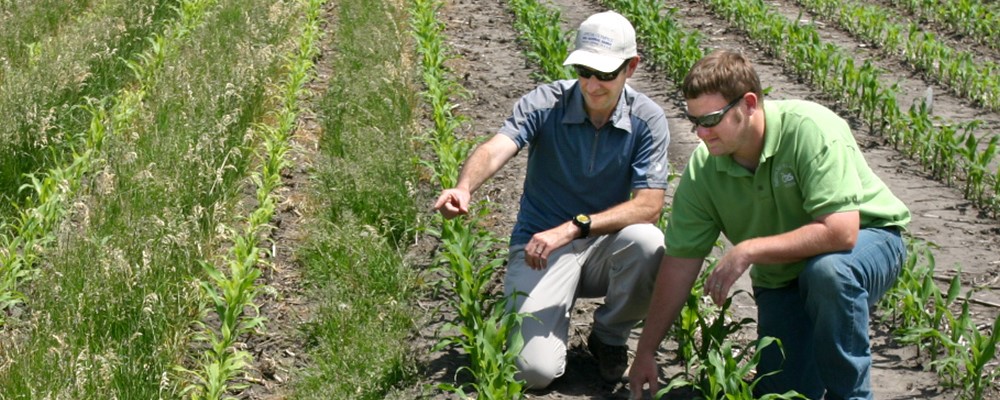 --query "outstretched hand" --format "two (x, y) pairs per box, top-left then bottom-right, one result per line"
(628, 352), (660, 399)
(433, 188), (471, 219)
